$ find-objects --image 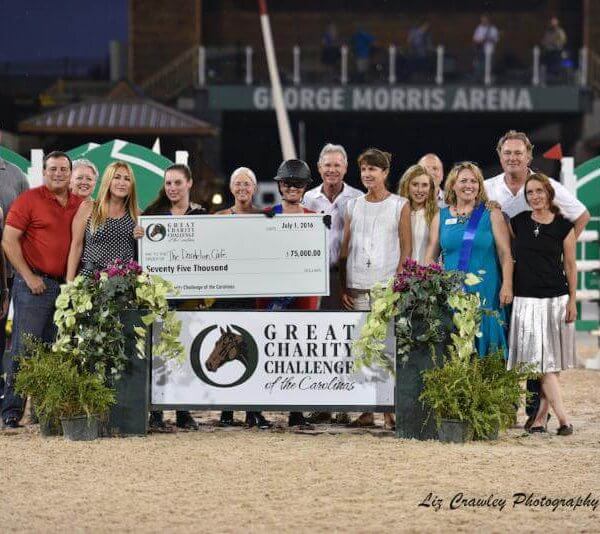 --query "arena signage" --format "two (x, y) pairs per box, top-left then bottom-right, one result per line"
(151, 311), (395, 410)
(207, 85), (586, 112)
